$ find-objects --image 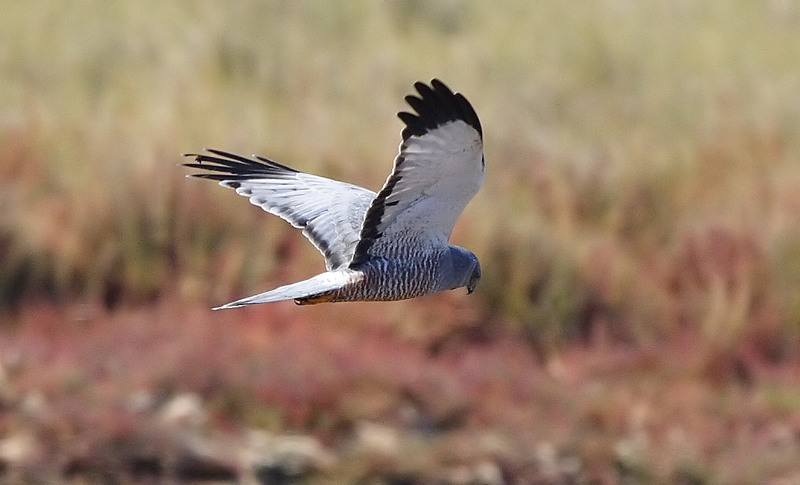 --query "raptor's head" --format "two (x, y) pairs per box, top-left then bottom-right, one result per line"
(449, 246), (481, 295)
(467, 259), (481, 294)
